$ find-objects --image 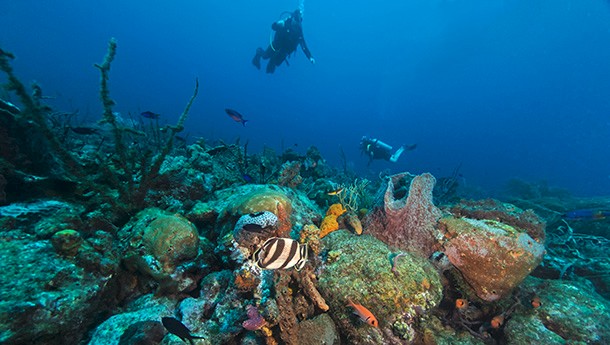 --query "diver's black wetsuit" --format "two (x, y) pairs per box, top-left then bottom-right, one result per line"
(360, 136), (408, 166)
(253, 10), (314, 73)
